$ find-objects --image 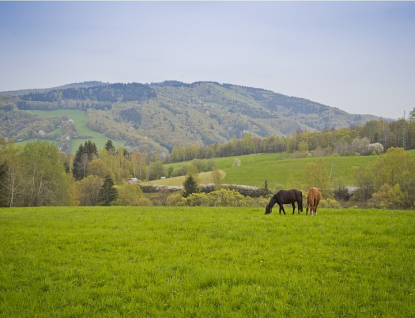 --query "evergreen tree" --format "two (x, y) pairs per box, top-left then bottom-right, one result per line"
(182, 174), (199, 198)
(72, 141), (98, 180)
(104, 139), (115, 155)
(98, 175), (118, 206)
